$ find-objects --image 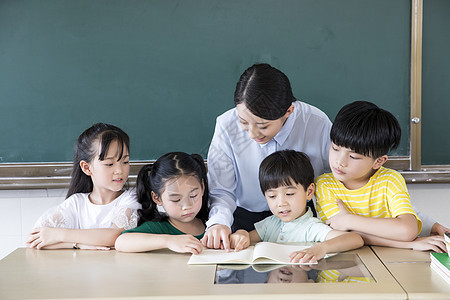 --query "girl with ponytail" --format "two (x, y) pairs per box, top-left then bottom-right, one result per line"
(116, 152), (247, 254)
(116, 152), (206, 254)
